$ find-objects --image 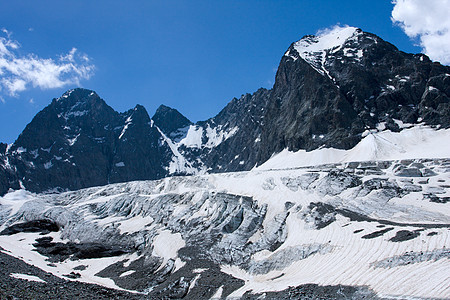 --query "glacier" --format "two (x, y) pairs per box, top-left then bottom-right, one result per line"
(0, 155), (449, 299)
